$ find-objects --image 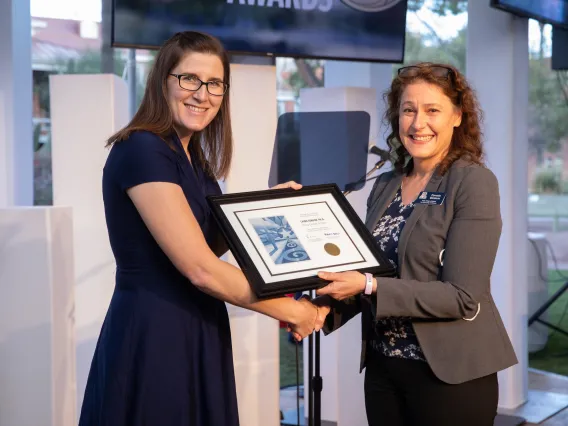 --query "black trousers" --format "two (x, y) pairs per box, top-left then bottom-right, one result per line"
(364, 352), (498, 426)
